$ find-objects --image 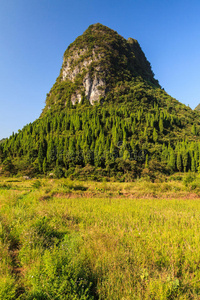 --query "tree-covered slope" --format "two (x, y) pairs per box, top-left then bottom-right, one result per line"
(1, 24), (200, 180)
